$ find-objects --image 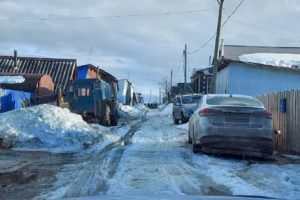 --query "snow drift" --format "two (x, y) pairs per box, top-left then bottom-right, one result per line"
(118, 103), (148, 117)
(239, 53), (300, 68)
(0, 104), (102, 152)
(158, 103), (173, 116)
